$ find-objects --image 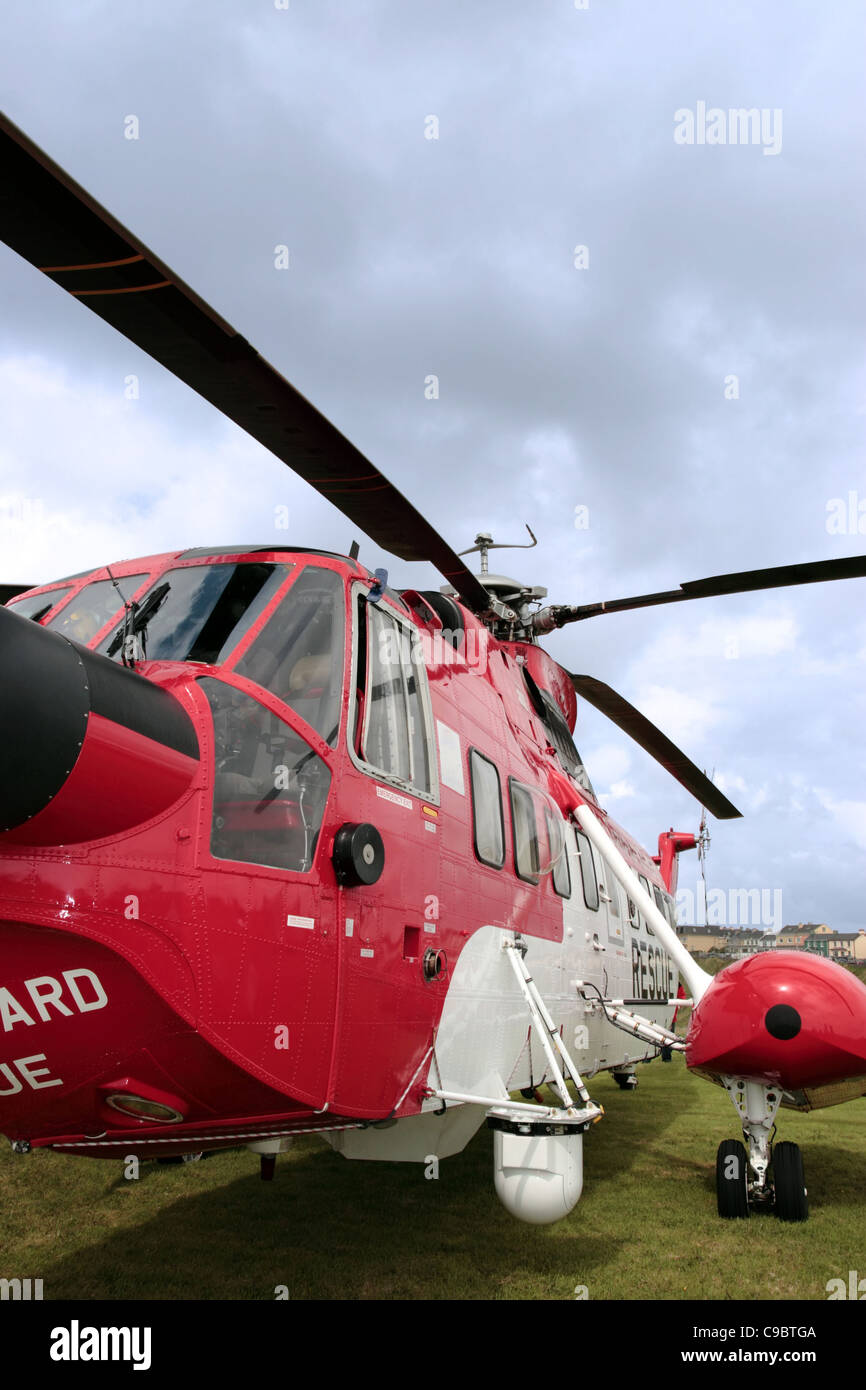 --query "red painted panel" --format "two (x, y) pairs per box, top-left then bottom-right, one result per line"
(1, 712), (197, 846)
(687, 951), (866, 1089)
